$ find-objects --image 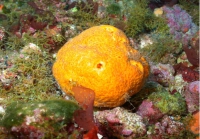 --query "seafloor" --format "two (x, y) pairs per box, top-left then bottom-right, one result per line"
(0, 0), (199, 139)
